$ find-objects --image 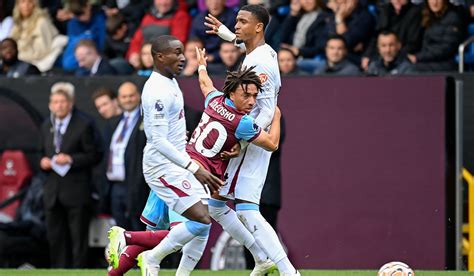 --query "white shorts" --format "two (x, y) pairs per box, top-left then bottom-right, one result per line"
(145, 169), (209, 215)
(219, 143), (272, 204)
